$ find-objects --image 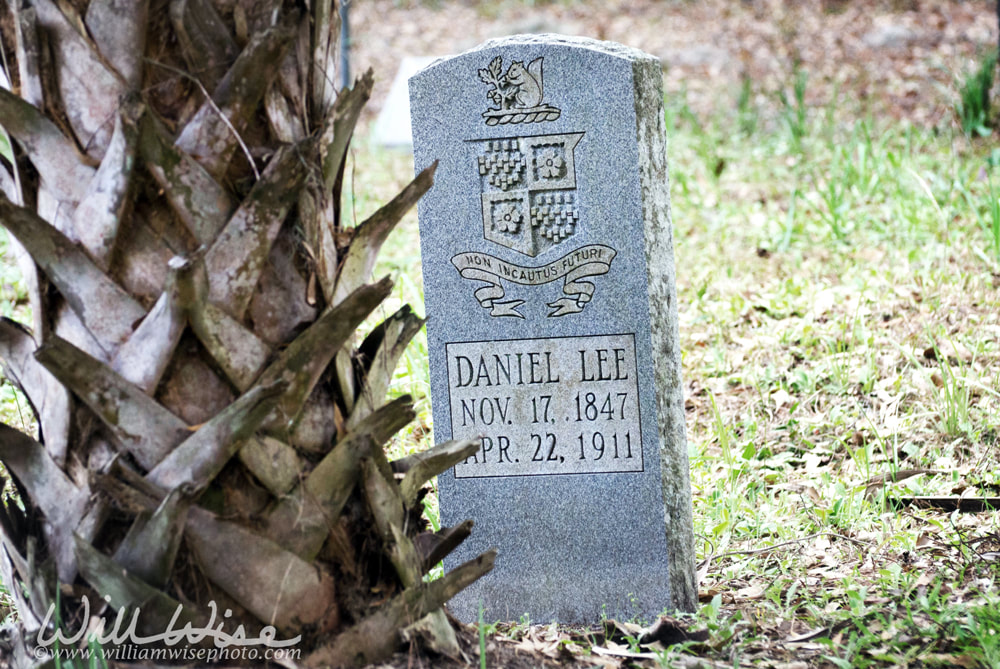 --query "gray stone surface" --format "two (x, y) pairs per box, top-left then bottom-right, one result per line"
(410, 34), (695, 624)
(862, 24), (921, 49)
(373, 56), (441, 148)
